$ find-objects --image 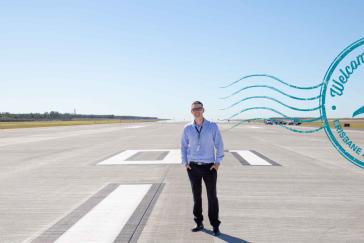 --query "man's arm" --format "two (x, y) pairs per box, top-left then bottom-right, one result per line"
(213, 123), (224, 164)
(181, 126), (189, 166)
